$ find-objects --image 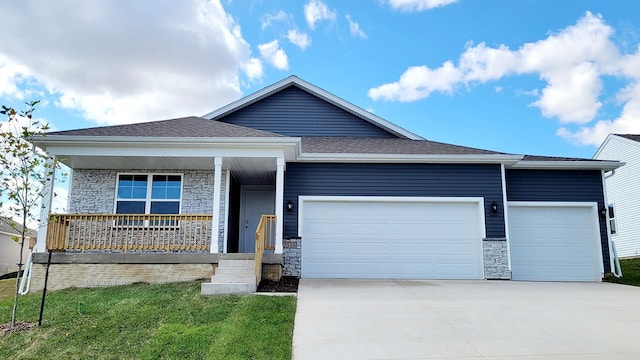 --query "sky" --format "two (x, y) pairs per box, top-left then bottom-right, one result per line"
(1, 0), (640, 164)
